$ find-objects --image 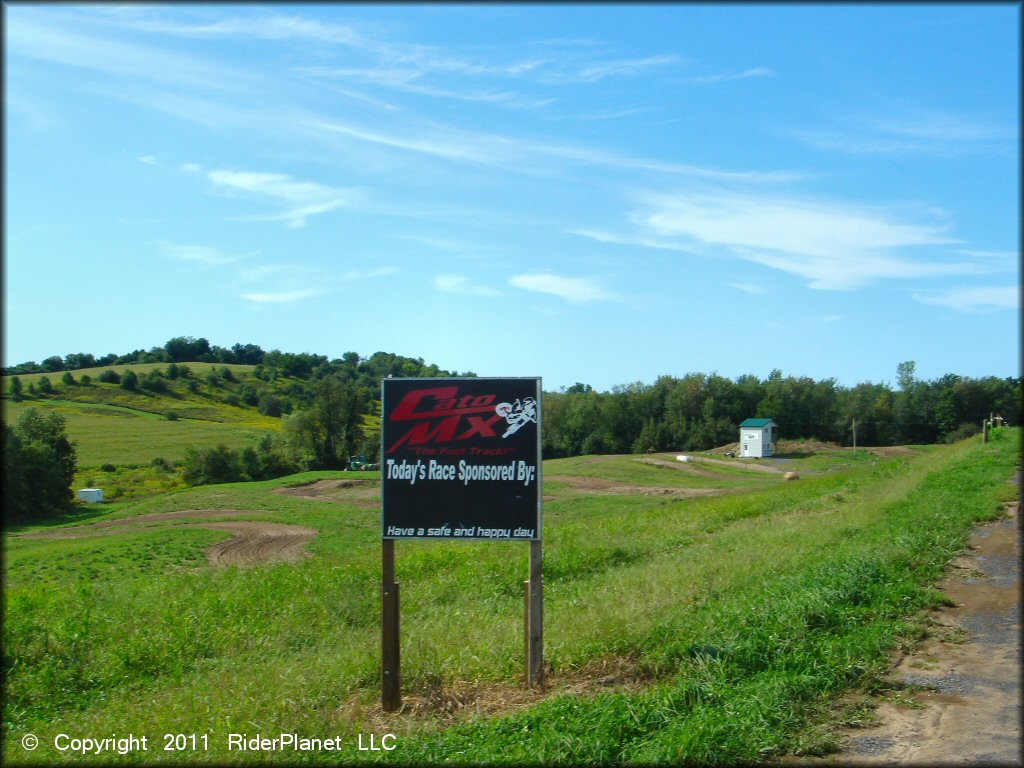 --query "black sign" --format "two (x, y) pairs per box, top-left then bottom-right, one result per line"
(381, 377), (541, 541)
